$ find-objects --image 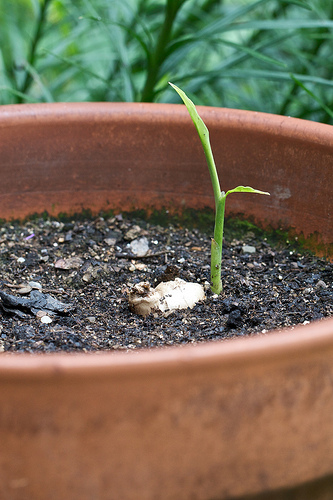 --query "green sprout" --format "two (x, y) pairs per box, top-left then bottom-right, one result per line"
(169, 82), (270, 295)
